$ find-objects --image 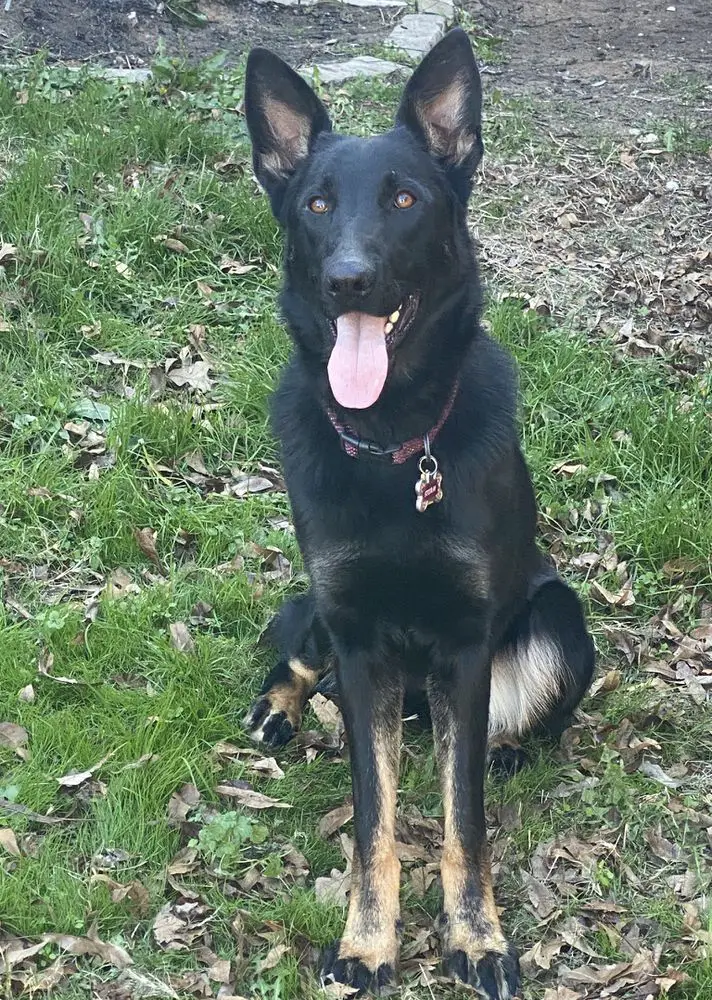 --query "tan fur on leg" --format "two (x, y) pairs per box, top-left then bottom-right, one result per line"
(437, 716), (508, 960)
(338, 719), (402, 971)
